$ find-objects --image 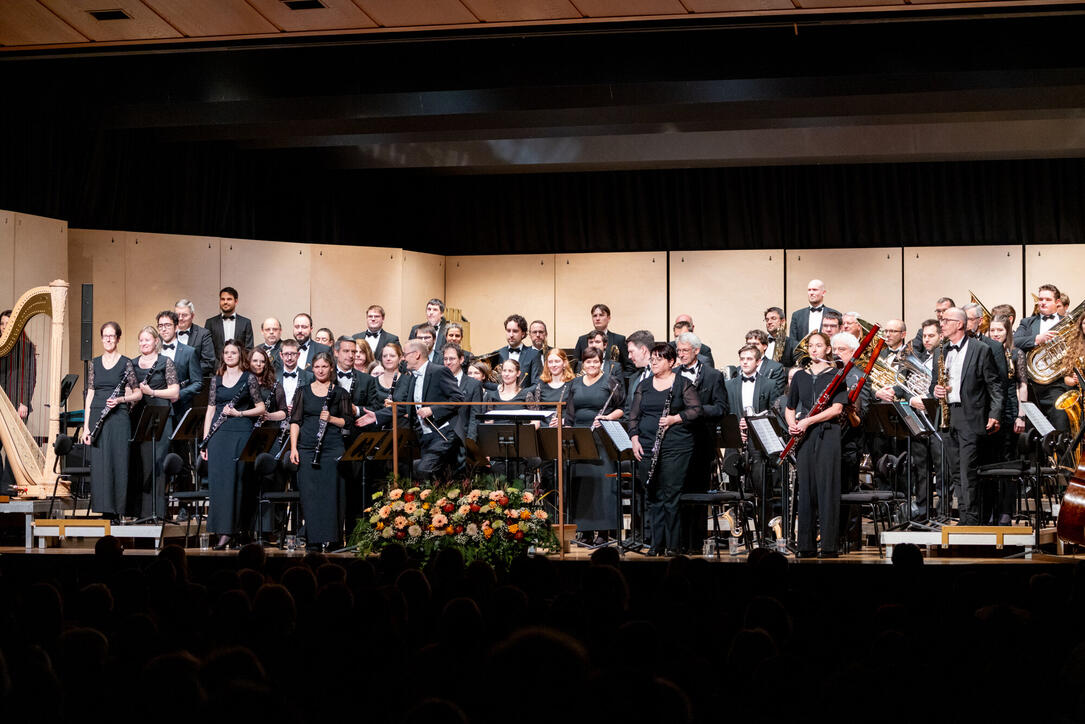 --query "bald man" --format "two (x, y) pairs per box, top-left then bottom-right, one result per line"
(789, 279), (840, 343)
(670, 315), (714, 367)
(259, 317), (284, 370)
